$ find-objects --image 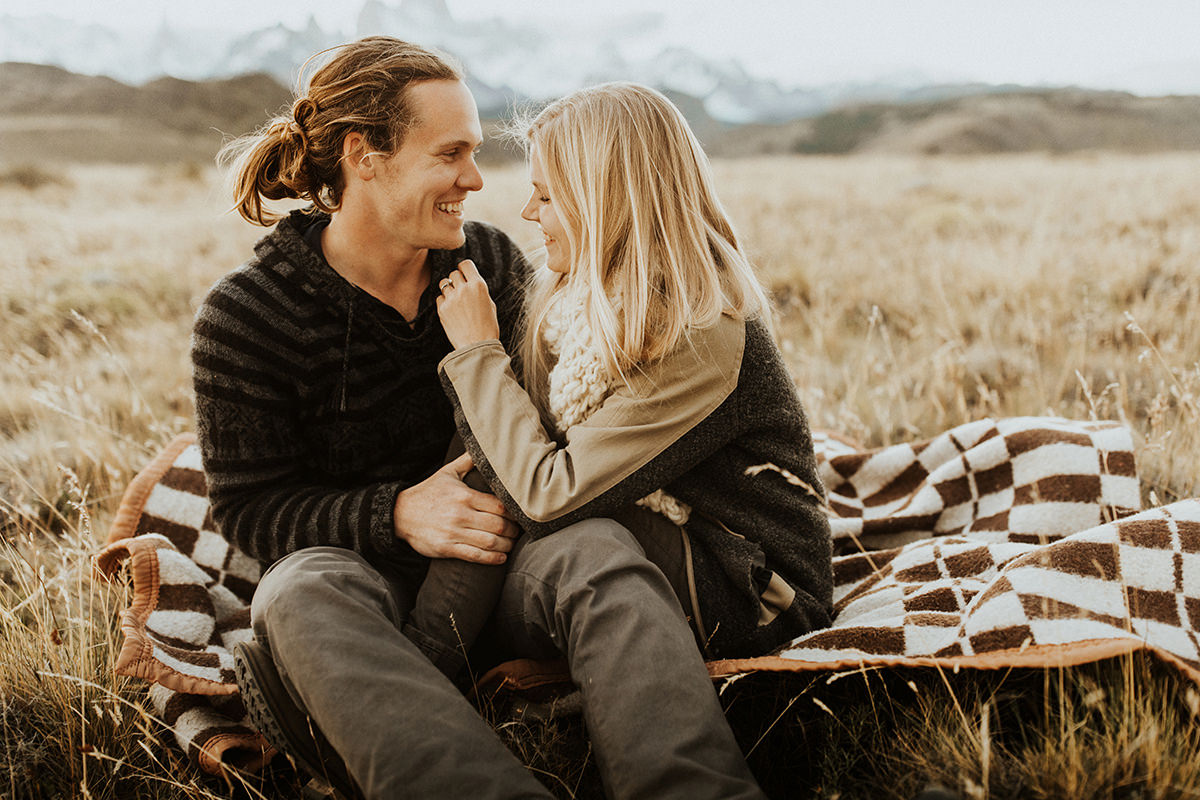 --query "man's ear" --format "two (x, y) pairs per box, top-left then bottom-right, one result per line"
(342, 132), (375, 181)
